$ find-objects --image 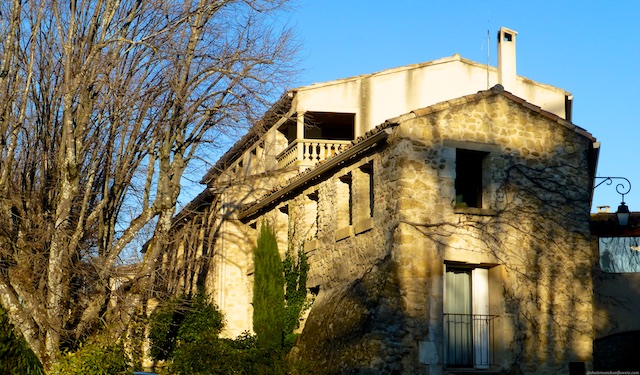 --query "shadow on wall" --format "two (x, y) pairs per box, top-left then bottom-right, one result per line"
(594, 330), (640, 371)
(290, 143), (594, 373)
(289, 258), (407, 375)
(593, 268), (640, 371)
